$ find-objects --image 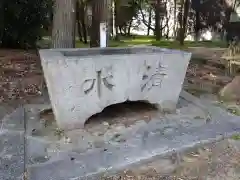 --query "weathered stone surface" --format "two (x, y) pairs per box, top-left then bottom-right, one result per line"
(0, 106), (25, 180)
(26, 136), (50, 164)
(0, 130), (24, 180)
(0, 105), (15, 121)
(0, 107), (25, 131)
(39, 47), (191, 130)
